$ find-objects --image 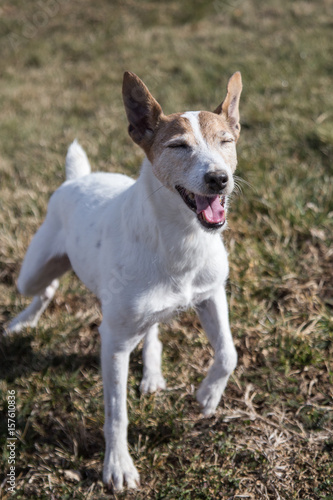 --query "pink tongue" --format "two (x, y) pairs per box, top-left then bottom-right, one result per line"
(195, 194), (224, 223)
